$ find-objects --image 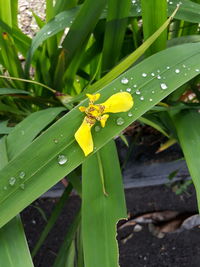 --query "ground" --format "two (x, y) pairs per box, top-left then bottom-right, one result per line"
(21, 184), (200, 267)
